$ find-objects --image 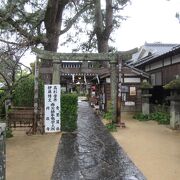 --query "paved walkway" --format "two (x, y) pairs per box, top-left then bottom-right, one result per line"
(52, 101), (146, 180)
